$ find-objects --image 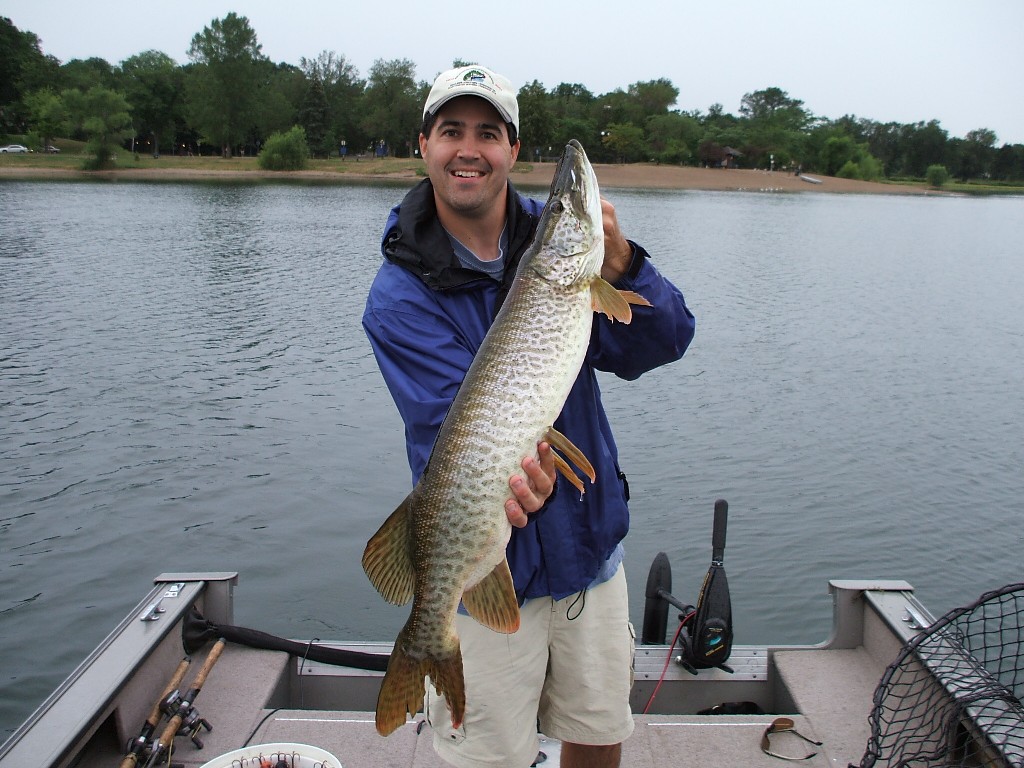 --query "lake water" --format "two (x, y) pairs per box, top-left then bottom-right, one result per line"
(1, 179), (1022, 738)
